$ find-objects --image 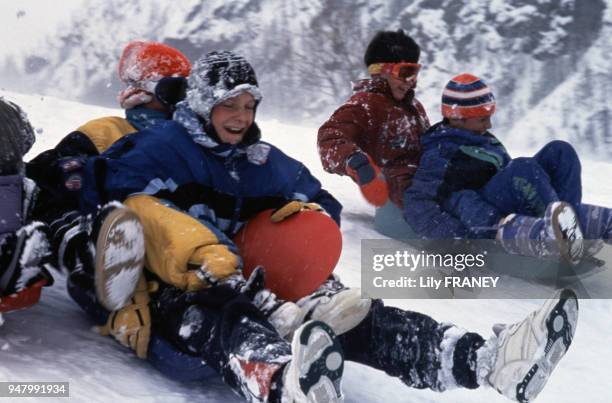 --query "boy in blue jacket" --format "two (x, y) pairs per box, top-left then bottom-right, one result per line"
(405, 73), (611, 263)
